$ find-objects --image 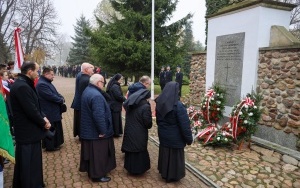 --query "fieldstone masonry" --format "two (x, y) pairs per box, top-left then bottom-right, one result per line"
(257, 47), (300, 143)
(189, 46), (300, 150)
(188, 52), (206, 106)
